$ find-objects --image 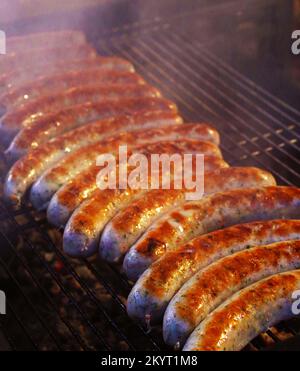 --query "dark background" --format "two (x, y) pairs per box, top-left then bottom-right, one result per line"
(2, 0), (299, 106)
